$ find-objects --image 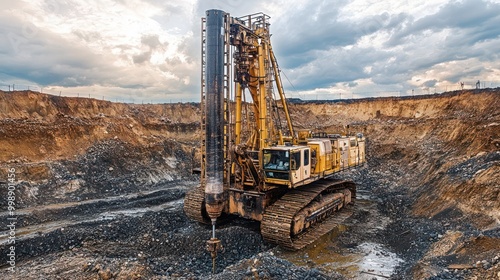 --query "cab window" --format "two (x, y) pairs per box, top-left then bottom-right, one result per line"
(291, 151), (301, 170)
(263, 150), (290, 171)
